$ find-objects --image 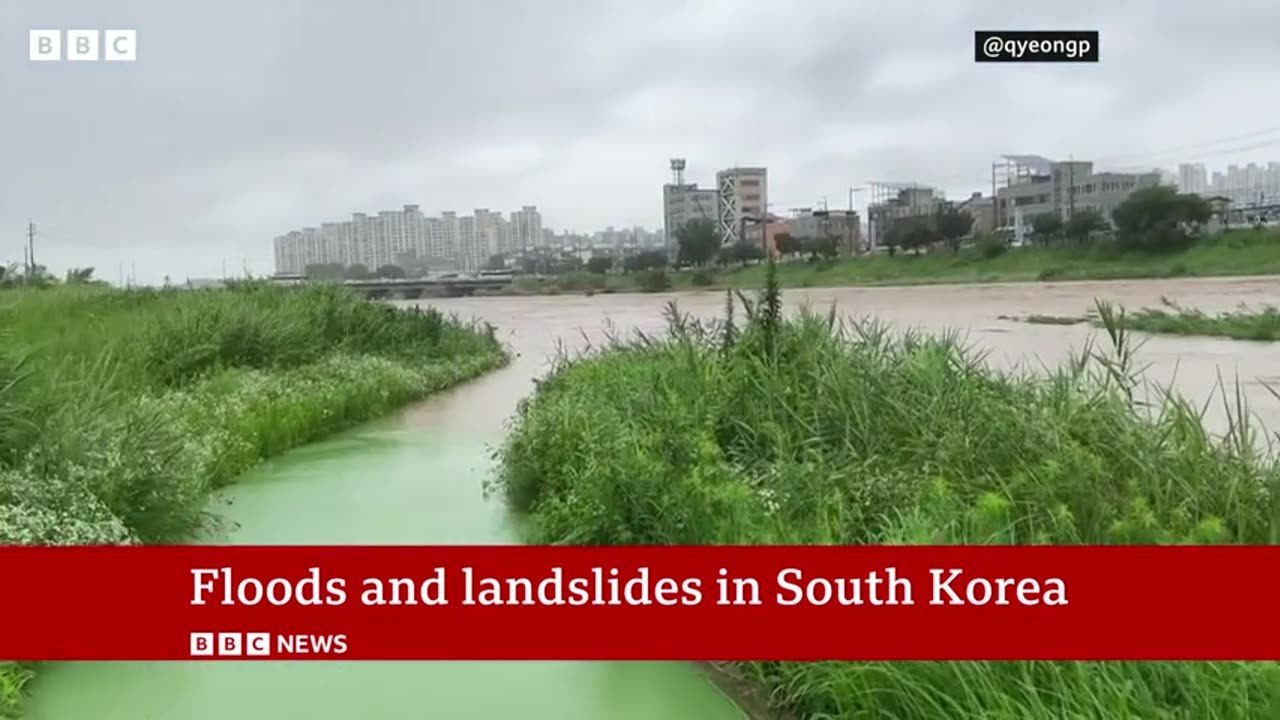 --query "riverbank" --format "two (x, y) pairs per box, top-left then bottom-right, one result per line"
(494, 227), (1280, 297)
(493, 270), (1280, 717)
(0, 282), (508, 717)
